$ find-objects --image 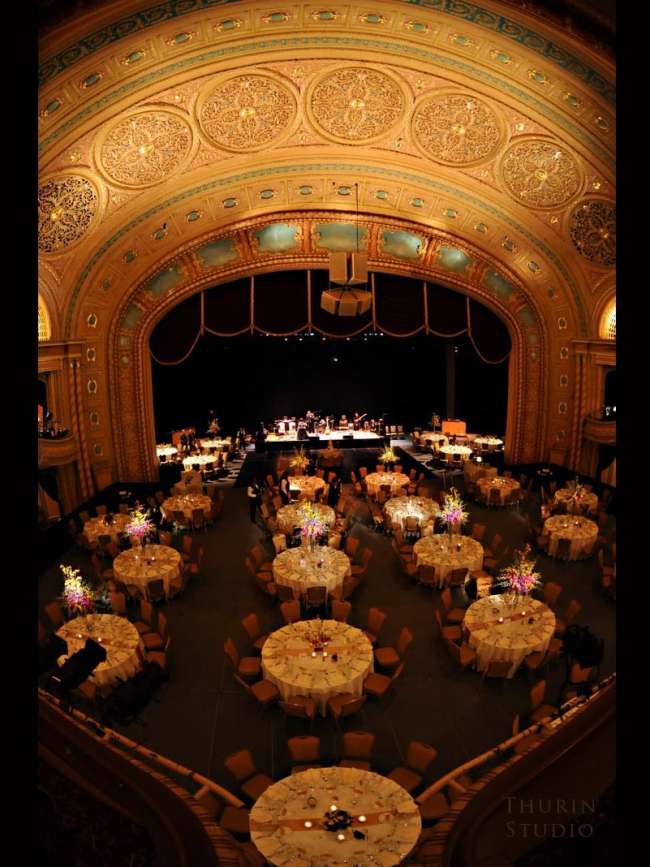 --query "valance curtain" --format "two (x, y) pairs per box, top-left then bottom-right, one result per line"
(150, 271), (511, 365)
